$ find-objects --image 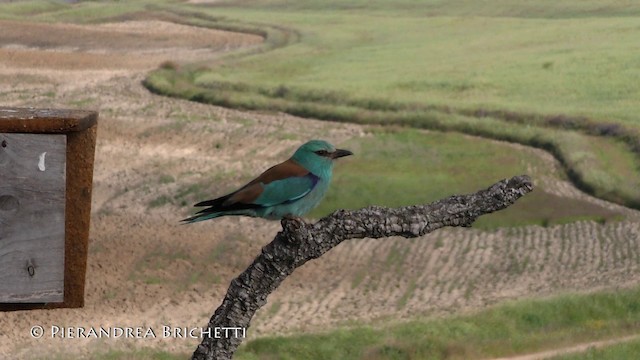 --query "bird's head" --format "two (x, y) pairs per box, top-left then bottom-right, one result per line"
(292, 140), (353, 175)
